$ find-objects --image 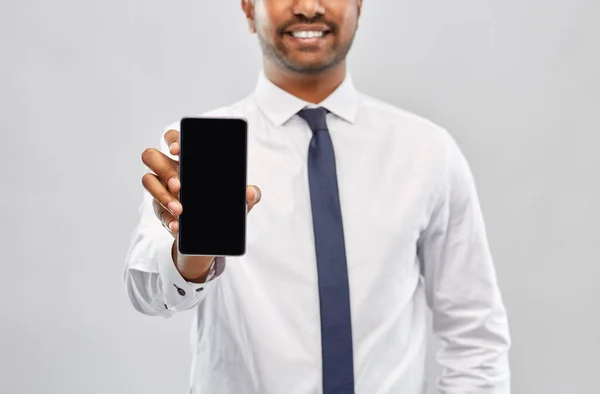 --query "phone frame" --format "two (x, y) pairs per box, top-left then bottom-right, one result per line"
(177, 116), (249, 257)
